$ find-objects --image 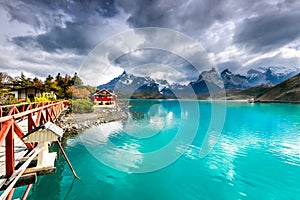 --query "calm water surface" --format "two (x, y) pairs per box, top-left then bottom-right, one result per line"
(16, 100), (300, 199)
